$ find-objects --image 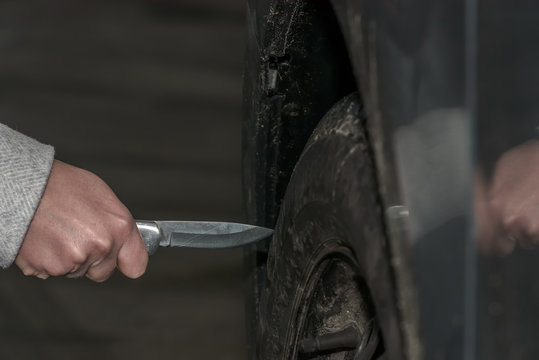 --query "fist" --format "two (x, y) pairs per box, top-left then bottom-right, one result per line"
(15, 160), (148, 282)
(476, 140), (539, 256)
